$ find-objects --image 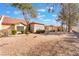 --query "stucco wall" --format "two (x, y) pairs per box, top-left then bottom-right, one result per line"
(15, 23), (26, 31)
(2, 23), (27, 31)
(48, 27), (53, 31)
(31, 24), (45, 32)
(1, 25), (11, 29)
